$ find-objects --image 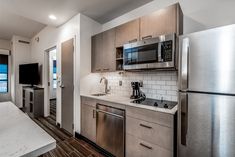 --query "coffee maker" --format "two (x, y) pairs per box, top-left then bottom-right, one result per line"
(130, 82), (141, 99)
